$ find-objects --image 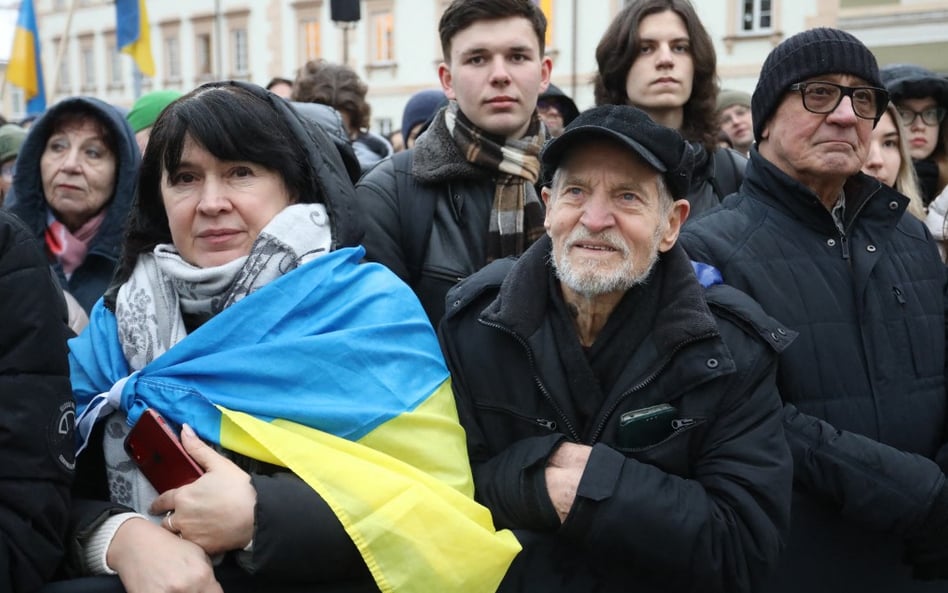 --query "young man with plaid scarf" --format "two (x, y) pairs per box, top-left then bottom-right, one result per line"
(355, 0), (552, 325)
